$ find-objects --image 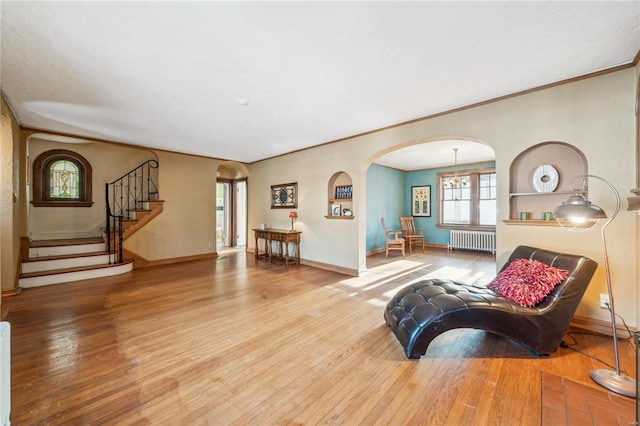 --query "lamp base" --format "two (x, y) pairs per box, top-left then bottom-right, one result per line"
(590, 368), (636, 398)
